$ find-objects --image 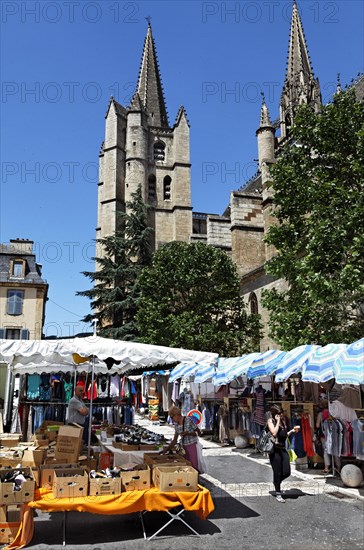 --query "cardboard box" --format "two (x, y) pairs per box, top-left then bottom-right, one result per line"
(0, 506), (6, 523)
(121, 464), (151, 491)
(53, 469), (88, 499)
(78, 456), (98, 472)
(44, 457), (70, 465)
(112, 442), (139, 451)
(0, 521), (21, 544)
(30, 467), (39, 488)
(40, 463), (80, 488)
(21, 449), (45, 467)
(143, 453), (190, 468)
(41, 421), (64, 430)
(0, 455), (22, 469)
(0, 468), (35, 504)
(0, 435), (21, 448)
(55, 426), (83, 463)
(45, 430), (58, 443)
(89, 476), (121, 496)
(6, 505), (21, 523)
(153, 466), (198, 492)
(0, 504), (22, 523)
(31, 434), (49, 446)
(138, 444), (159, 451)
